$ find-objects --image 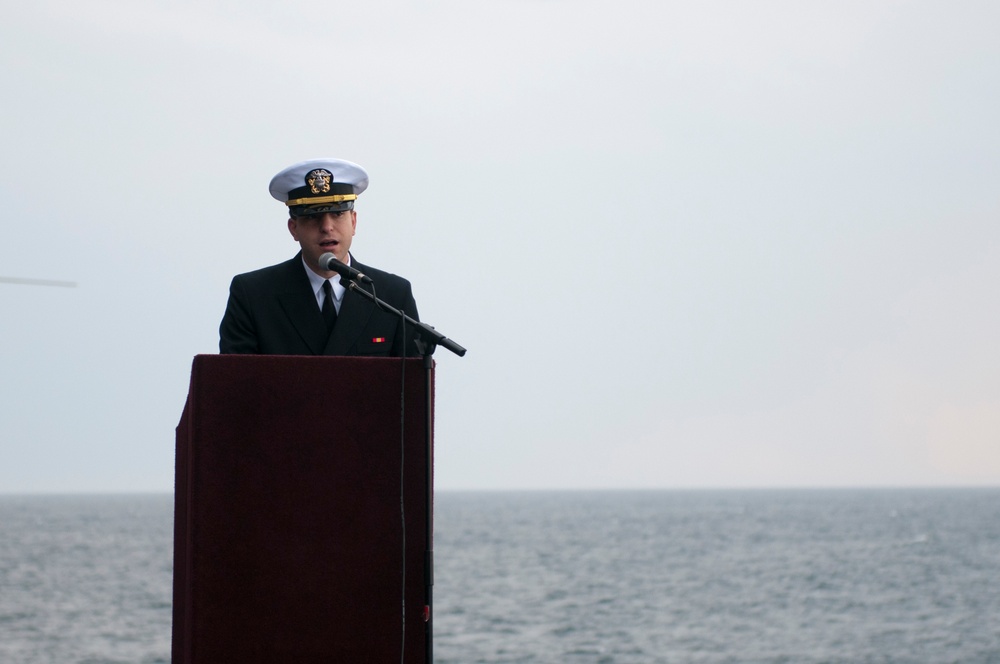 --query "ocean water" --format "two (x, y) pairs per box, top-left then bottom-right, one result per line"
(1, 490), (998, 663)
